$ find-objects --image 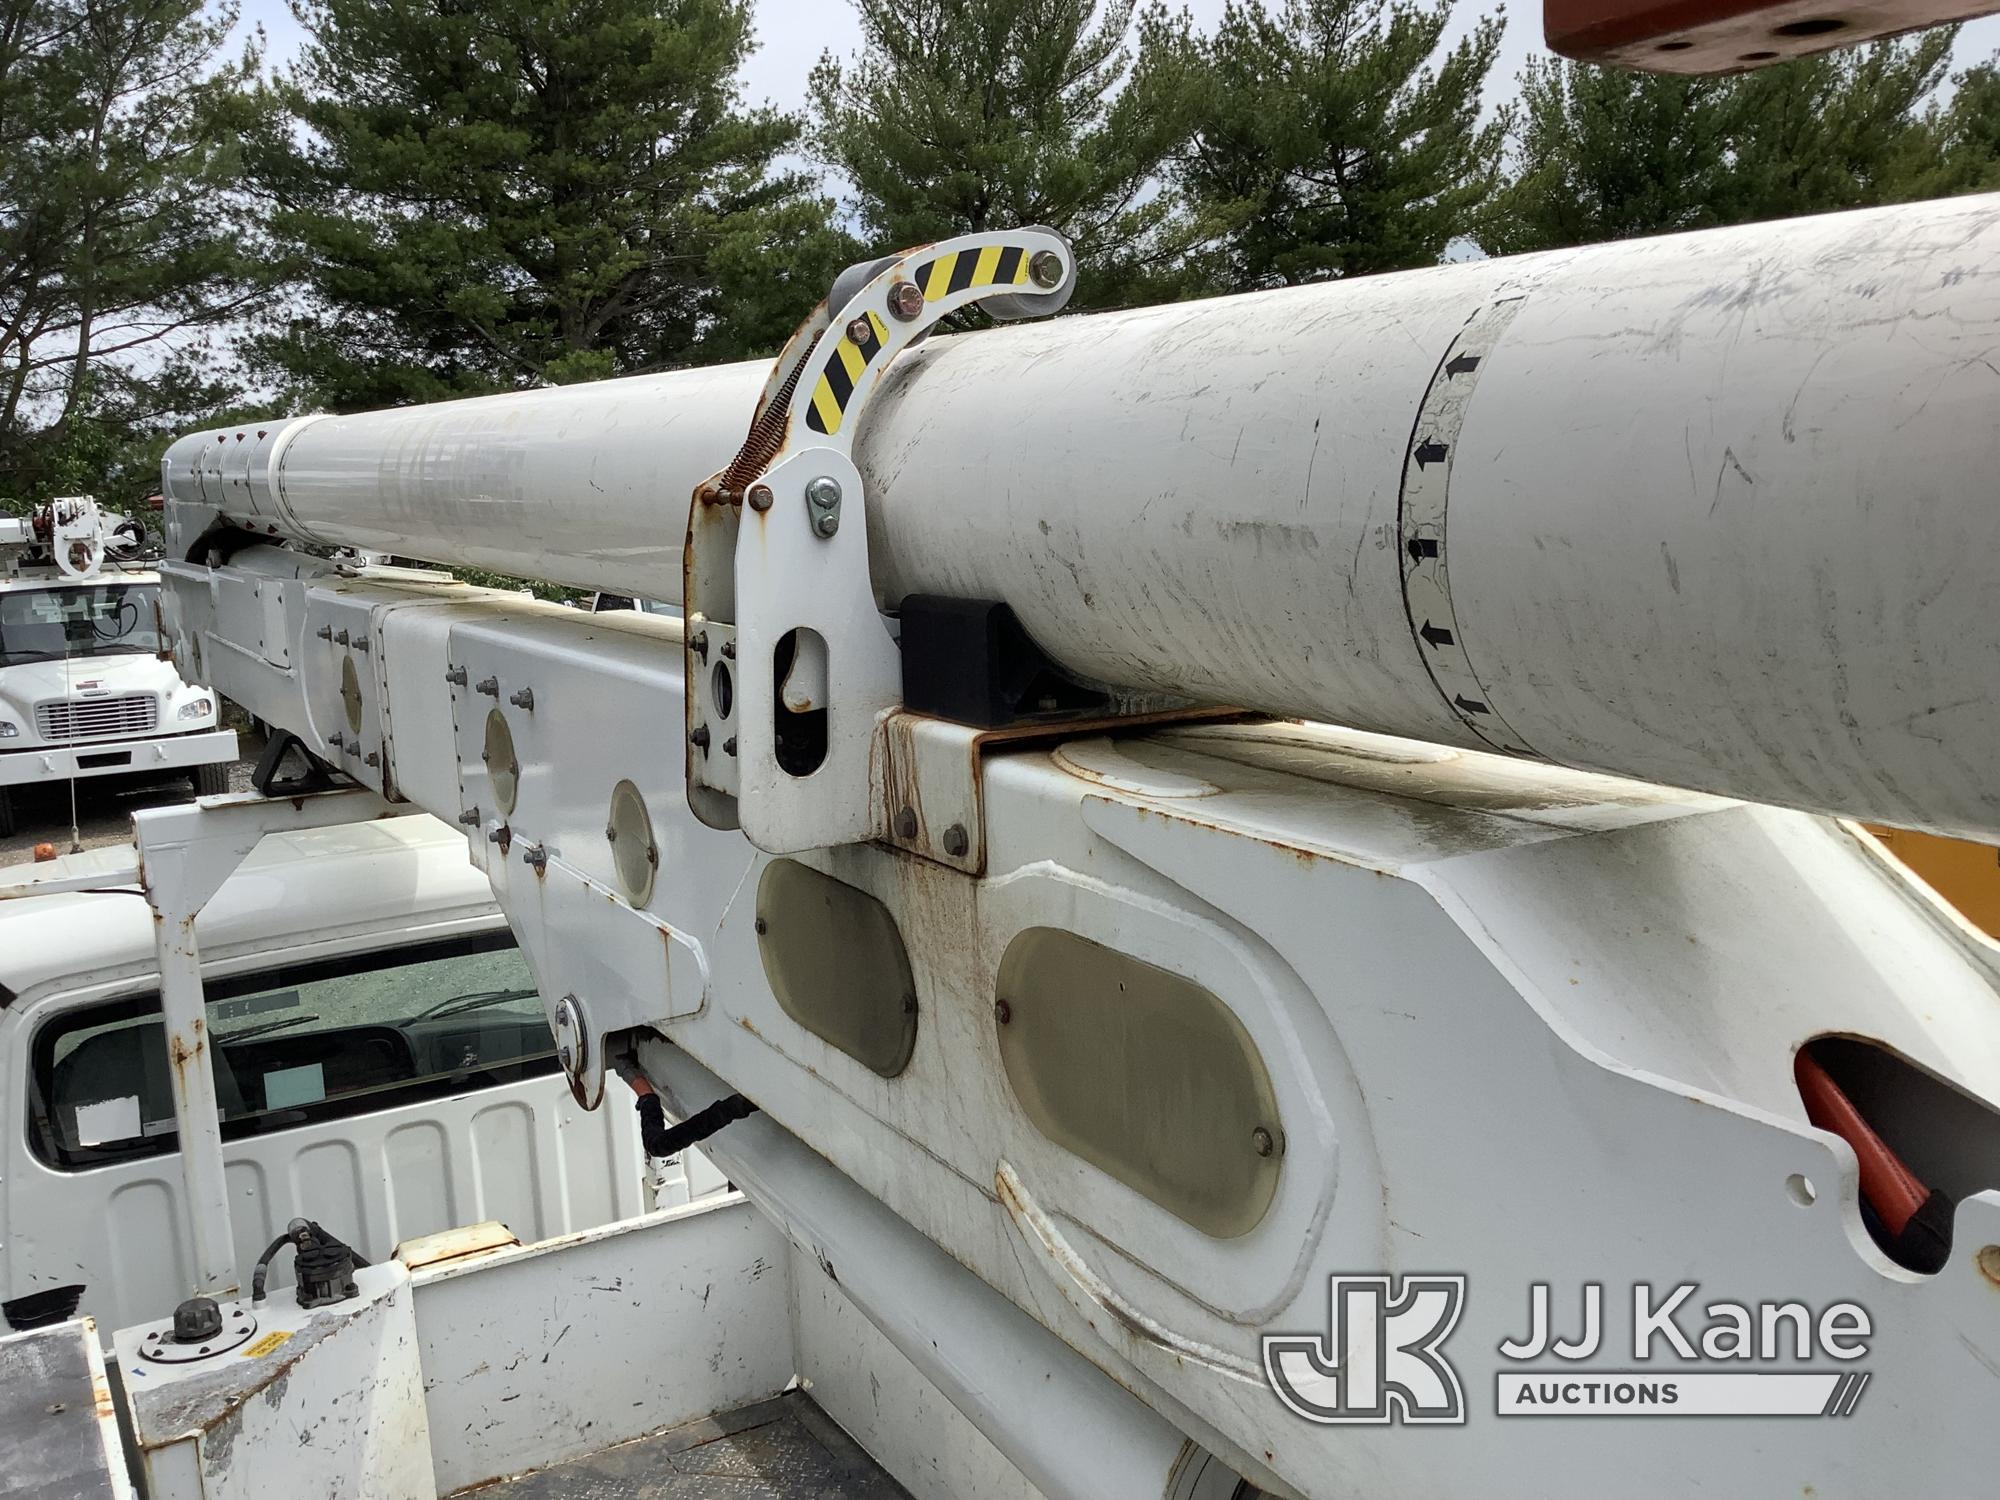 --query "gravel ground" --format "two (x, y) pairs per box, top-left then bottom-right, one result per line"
(0, 709), (264, 863)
